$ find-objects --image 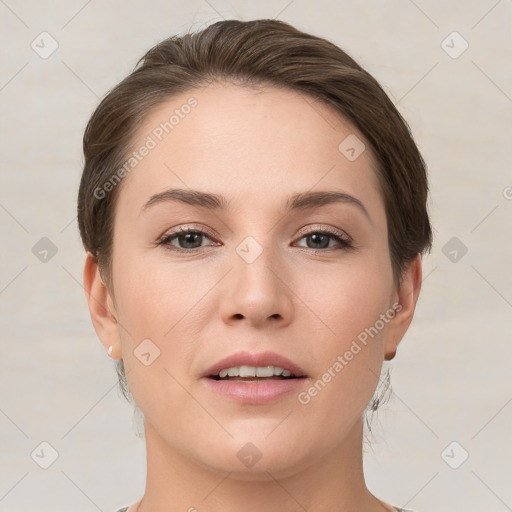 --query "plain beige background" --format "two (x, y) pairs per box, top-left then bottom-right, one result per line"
(0, 1), (511, 511)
